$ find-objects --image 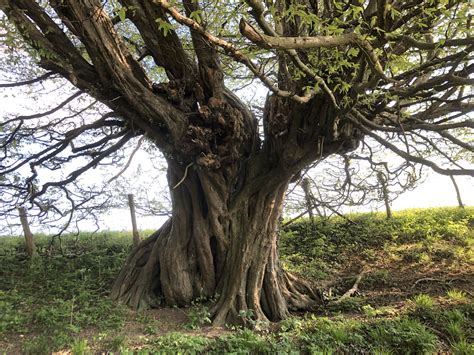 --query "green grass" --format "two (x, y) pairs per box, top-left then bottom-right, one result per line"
(0, 207), (472, 353)
(0, 232), (131, 353)
(281, 206), (473, 279)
